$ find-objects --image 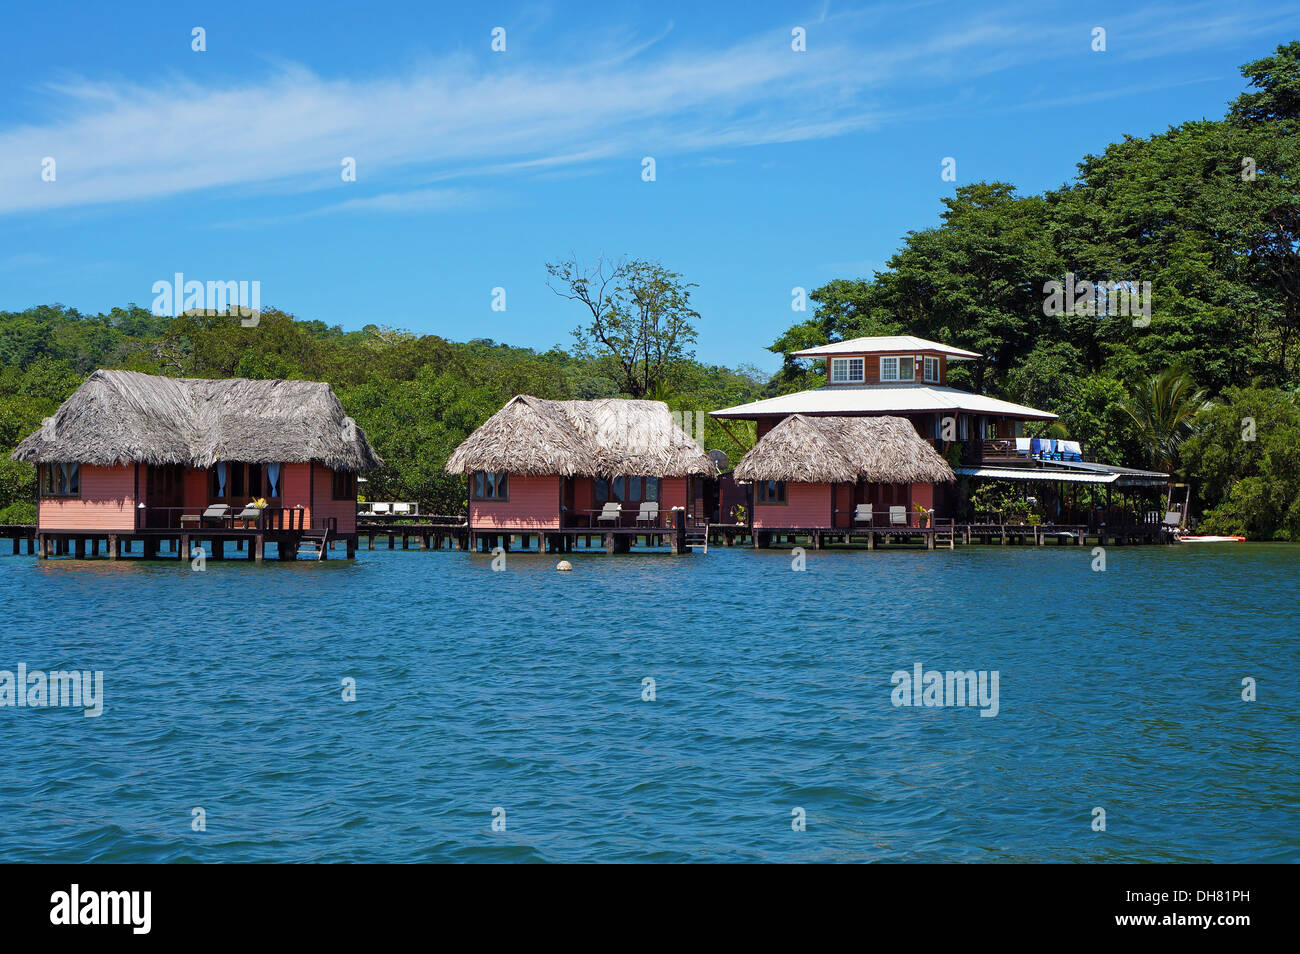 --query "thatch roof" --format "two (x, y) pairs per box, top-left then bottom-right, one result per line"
(732, 414), (955, 484)
(445, 395), (714, 478)
(11, 370), (381, 472)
